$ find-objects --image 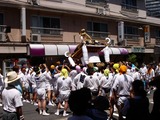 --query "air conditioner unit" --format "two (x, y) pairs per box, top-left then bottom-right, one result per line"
(32, 0), (39, 5)
(31, 34), (41, 42)
(0, 33), (6, 42)
(96, 8), (105, 15)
